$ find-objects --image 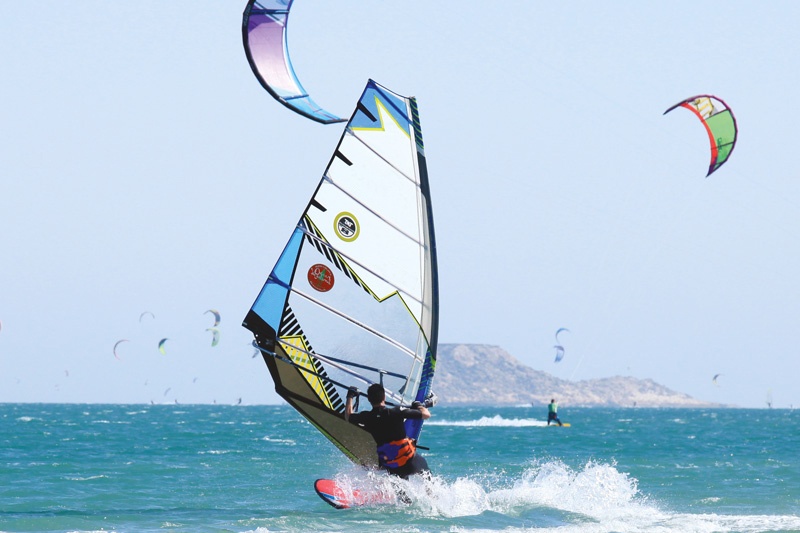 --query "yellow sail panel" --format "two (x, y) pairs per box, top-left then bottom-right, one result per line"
(280, 335), (334, 409)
